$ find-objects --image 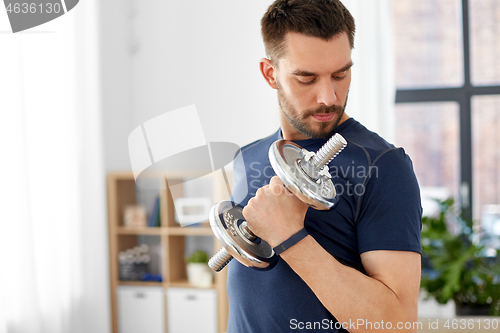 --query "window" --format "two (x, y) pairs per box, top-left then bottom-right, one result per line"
(393, 0), (500, 227)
